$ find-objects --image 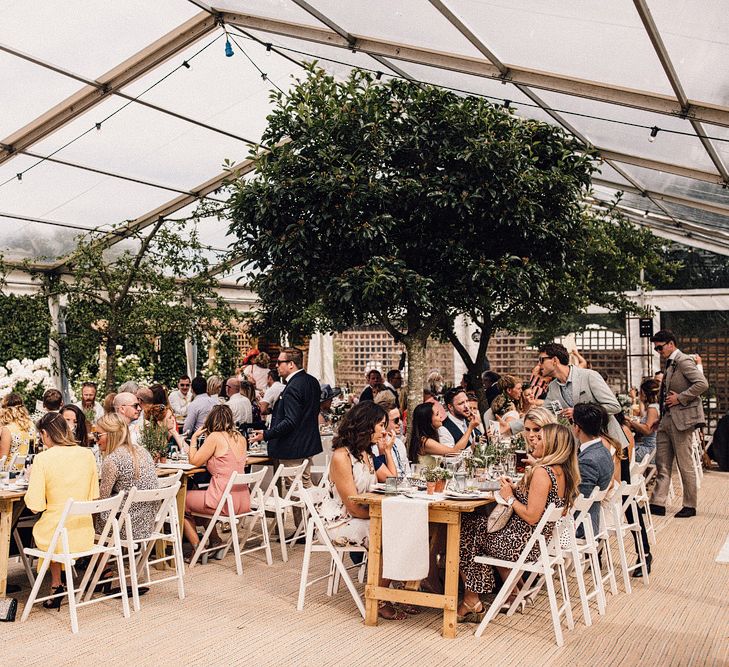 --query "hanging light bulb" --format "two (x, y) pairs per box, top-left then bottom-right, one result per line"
(503, 99), (511, 109)
(16, 173), (22, 181)
(265, 43), (272, 56)
(182, 60), (191, 69)
(95, 122), (102, 131)
(643, 210), (649, 219)
(261, 72), (268, 81)
(648, 126), (659, 142)
(225, 37), (234, 57)
(375, 71), (382, 80)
